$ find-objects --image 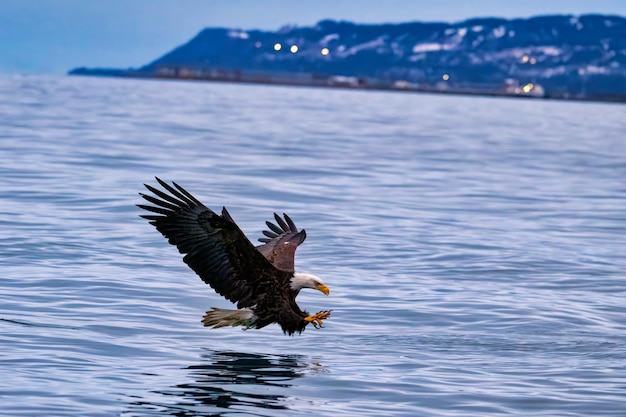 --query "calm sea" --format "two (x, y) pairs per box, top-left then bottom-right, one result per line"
(1, 74), (624, 417)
